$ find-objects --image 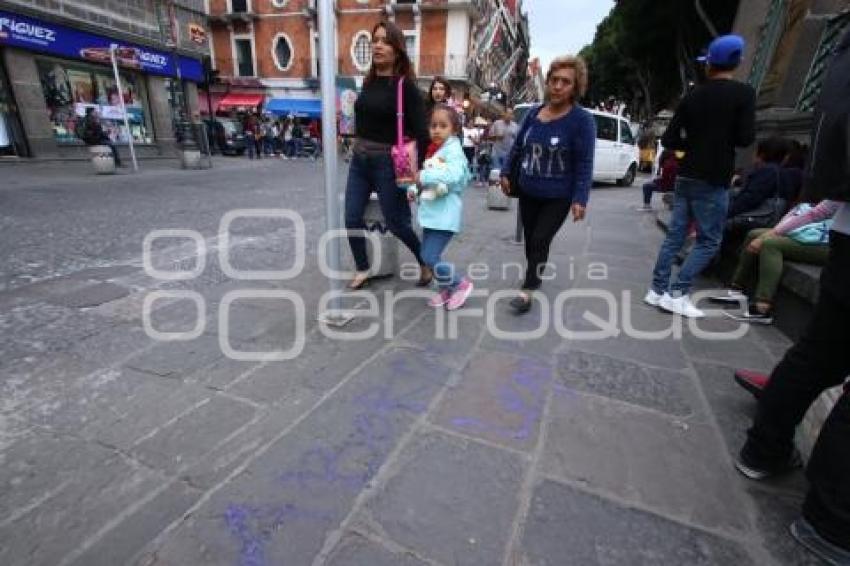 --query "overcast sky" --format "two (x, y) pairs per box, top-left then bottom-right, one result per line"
(527, 0), (614, 69)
